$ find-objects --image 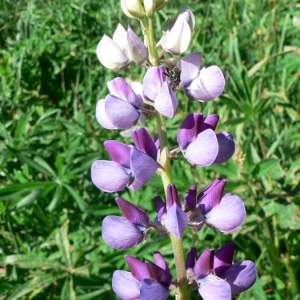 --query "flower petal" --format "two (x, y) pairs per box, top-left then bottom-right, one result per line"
(112, 23), (127, 50)
(95, 99), (117, 129)
(184, 129), (218, 167)
(164, 203), (188, 238)
(112, 270), (140, 300)
(214, 132), (235, 164)
(183, 184), (197, 210)
(96, 35), (130, 70)
(140, 279), (169, 300)
(102, 216), (144, 249)
(177, 113), (204, 150)
(213, 242), (236, 276)
(132, 127), (157, 160)
(130, 147), (157, 184)
(199, 274), (231, 300)
(126, 255), (150, 280)
(127, 25), (148, 64)
(154, 81), (178, 118)
(194, 249), (214, 280)
(180, 52), (202, 87)
(143, 66), (165, 101)
(205, 194), (246, 232)
(222, 260), (257, 293)
(105, 95), (139, 129)
(116, 197), (150, 226)
(104, 140), (131, 167)
(91, 160), (131, 192)
(185, 66), (225, 101)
